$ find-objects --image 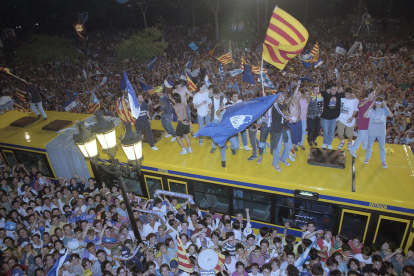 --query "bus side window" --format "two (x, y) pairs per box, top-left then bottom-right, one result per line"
(193, 181), (229, 213)
(339, 210), (371, 244)
(145, 176), (162, 199)
(233, 188), (271, 222)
